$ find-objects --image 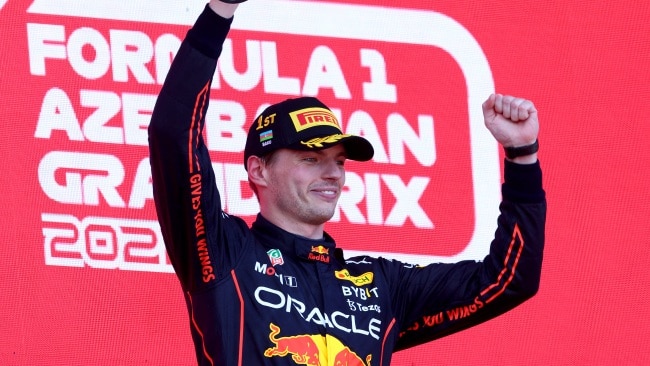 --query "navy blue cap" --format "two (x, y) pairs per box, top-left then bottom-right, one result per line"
(244, 97), (374, 170)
